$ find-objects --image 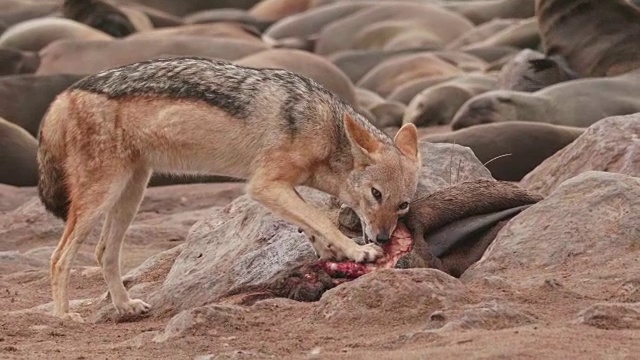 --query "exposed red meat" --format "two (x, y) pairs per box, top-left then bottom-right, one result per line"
(317, 222), (414, 279)
(264, 223), (415, 302)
